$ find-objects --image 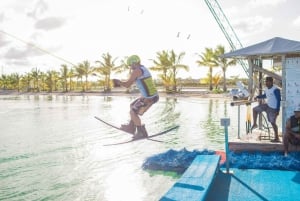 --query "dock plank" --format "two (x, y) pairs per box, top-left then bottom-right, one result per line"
(160, 155), (220, 201)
